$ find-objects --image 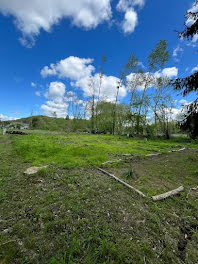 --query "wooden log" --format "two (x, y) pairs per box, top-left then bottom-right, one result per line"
(152, 186), (184, 201)
(102, 159), (122, 165)
(97, 168), (146, 198)
(146, 153), (160, 157)
(191, 186), (198, 191)
(177, 148), (186, 152)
